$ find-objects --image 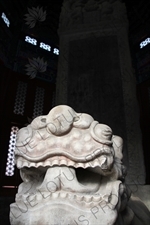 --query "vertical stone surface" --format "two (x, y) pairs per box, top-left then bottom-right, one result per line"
(56, 0), (145, 184)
